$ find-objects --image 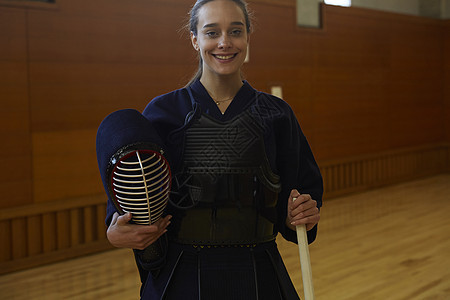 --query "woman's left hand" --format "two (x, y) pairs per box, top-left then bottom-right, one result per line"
(286, 189), (320, 231)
